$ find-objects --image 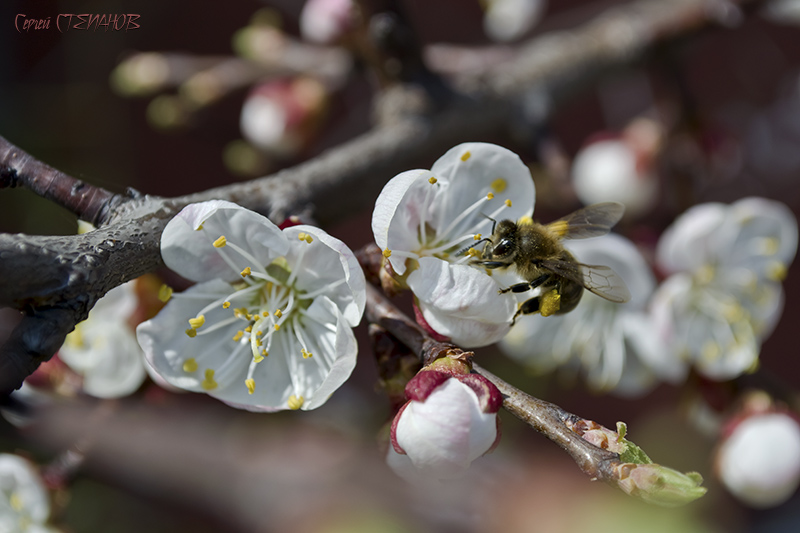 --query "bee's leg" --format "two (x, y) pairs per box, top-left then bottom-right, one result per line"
(498, 273), (551, 294)
(511, 297), (541, 326)
(473, 260), (506, 269)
